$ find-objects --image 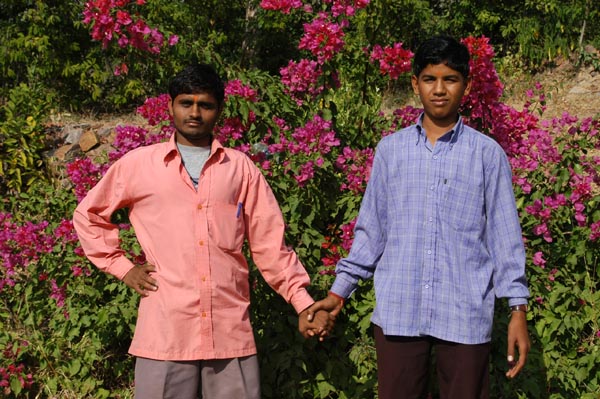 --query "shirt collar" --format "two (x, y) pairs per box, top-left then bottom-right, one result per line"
(163, 134), (225, 165)
(415, 113), (464, 146)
